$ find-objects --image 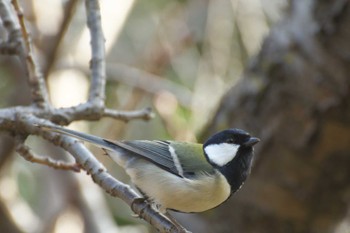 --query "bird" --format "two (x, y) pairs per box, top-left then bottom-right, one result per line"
(40, 125), (259, 214)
